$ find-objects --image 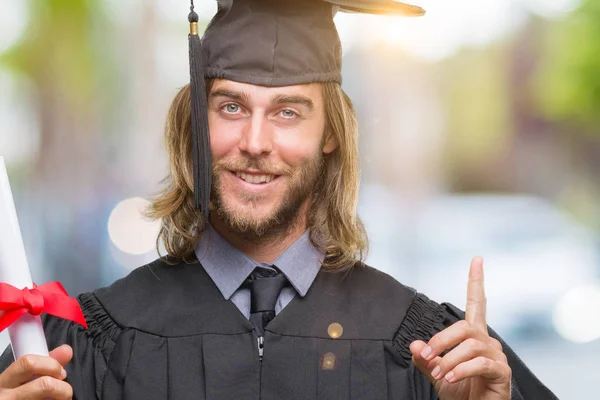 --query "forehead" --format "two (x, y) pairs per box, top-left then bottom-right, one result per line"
(210, 79), (323, 103)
